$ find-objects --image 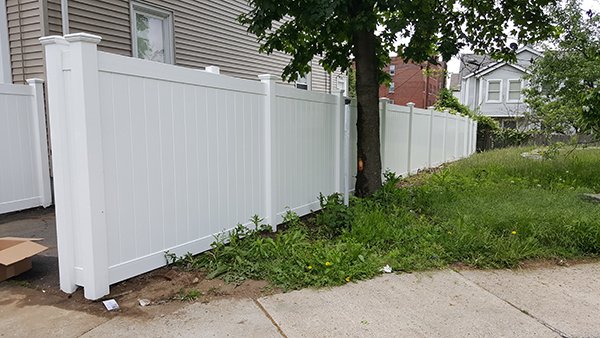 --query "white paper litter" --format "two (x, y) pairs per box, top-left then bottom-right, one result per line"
(138, 298), (151, 307)
(381, 265), (393, 273)
(102, 299), (120, 311)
